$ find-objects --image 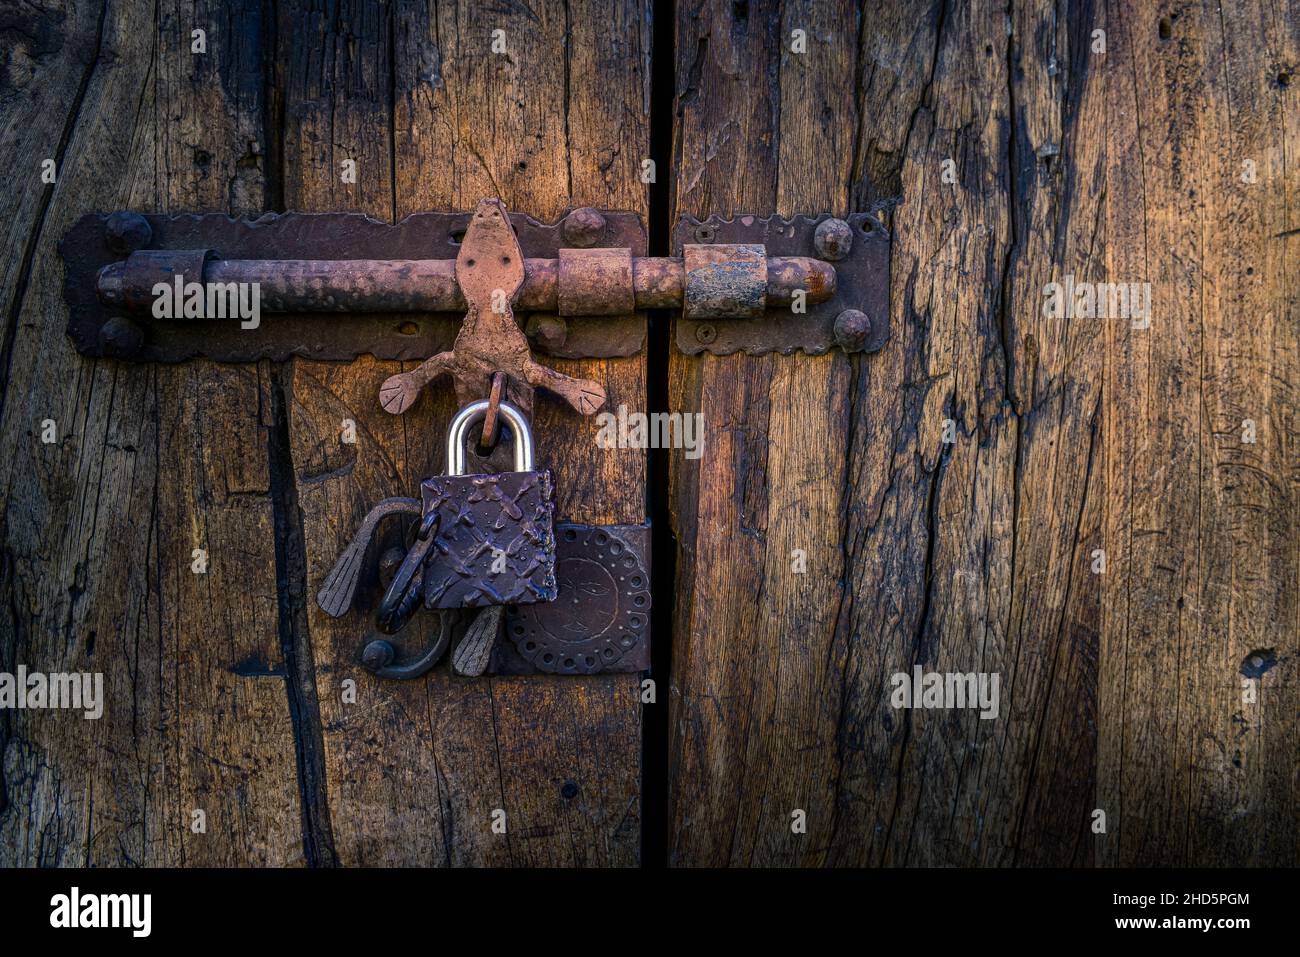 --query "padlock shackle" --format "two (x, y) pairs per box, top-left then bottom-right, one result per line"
(446, 400), (534, 475)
